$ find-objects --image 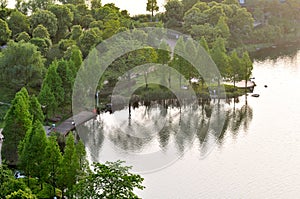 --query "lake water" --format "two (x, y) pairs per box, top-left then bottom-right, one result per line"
(80, 45), (300, 198)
